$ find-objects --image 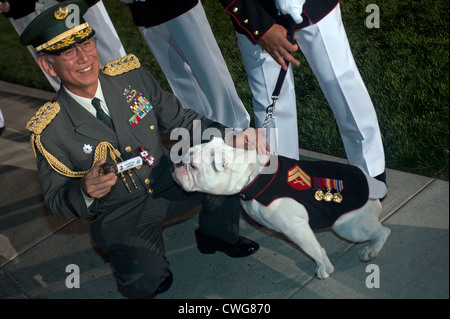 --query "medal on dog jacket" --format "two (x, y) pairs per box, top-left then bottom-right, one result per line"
(239, 156), (369, 230)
